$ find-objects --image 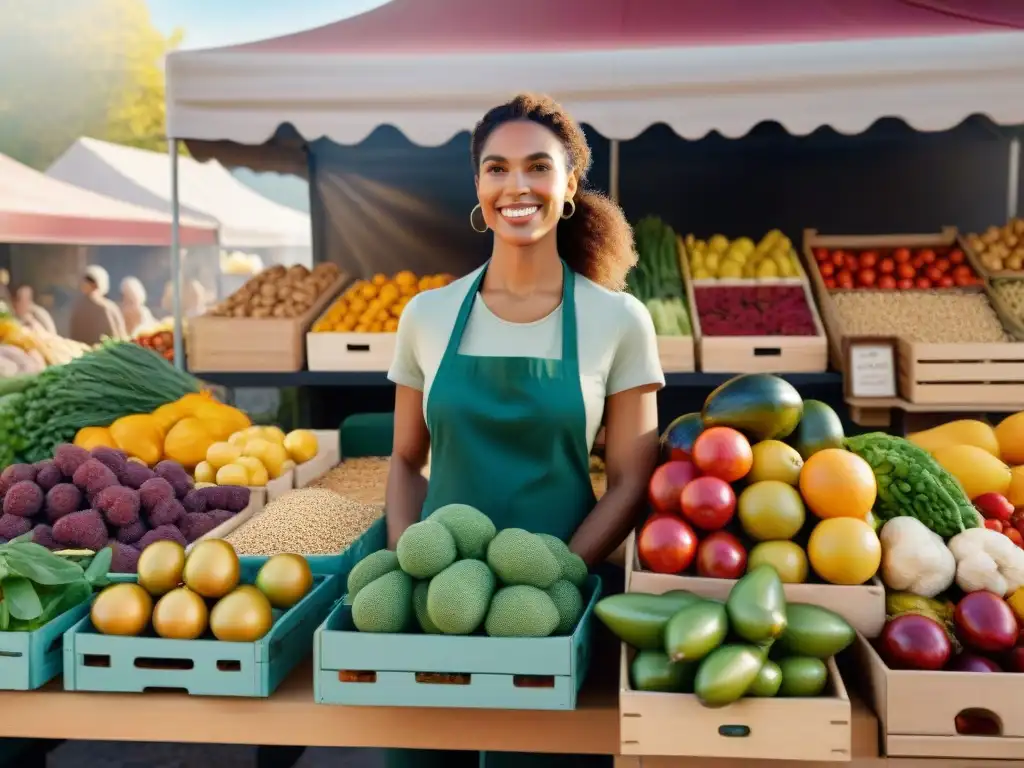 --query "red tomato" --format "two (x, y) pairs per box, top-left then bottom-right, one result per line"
(939, 276), (955, 288)
(814, 248), (830, 263)
(680, 476), (736, 531)
(878, 258), (895, 274)
(954, 273), (974, 287)
(953, 265), (973, 279)
(1006, 528), (1024, 548)
(984, 519), (1004, 532)
(819, 262), (835, 277)
(934, 258), (950, 273)
(893, 248), (911, 263)
(859, 251), (878, 269)
(949, 249), (965, 265)
(915, 277), (931, 289)
(918, 249), (936, 264)
(831, 252), (845, 268)
(824, 278), (837, 289)
(926, 266), (943, 283)
(878, 275), (897, 289)
(836, 270), (855, 289)
(844, 254), (859, 272)
(896, 278), (914, 290)
(648, 461), (701, 516)
(696, 531), (747, 579)
(691, 427), (753, 483)
(858, 268), (877, 287)
(637, 515), (697, 574)
(896, 263), (916, 280)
